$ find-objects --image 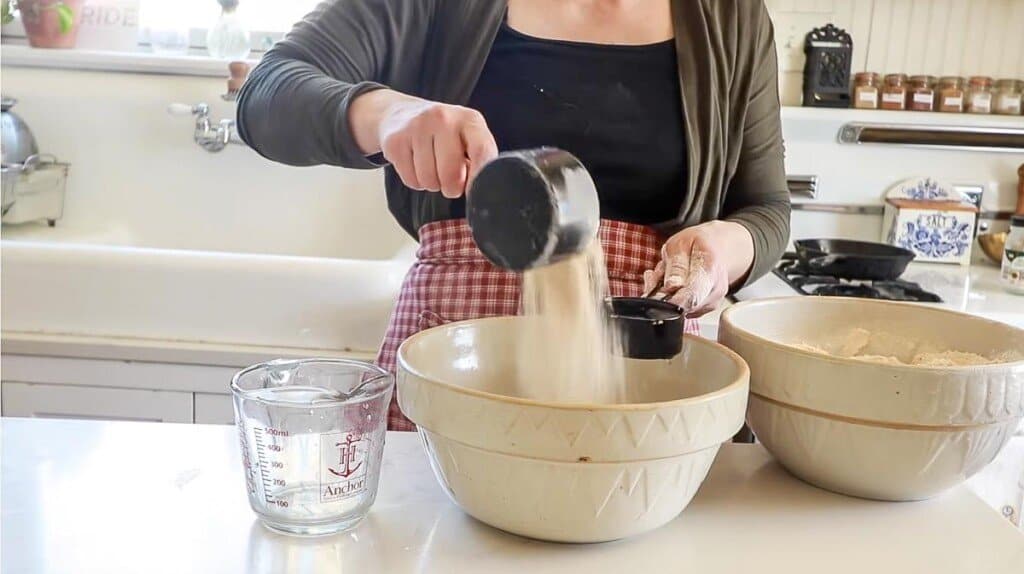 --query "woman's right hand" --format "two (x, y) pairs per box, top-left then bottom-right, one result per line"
(350, 89), (499, 198)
